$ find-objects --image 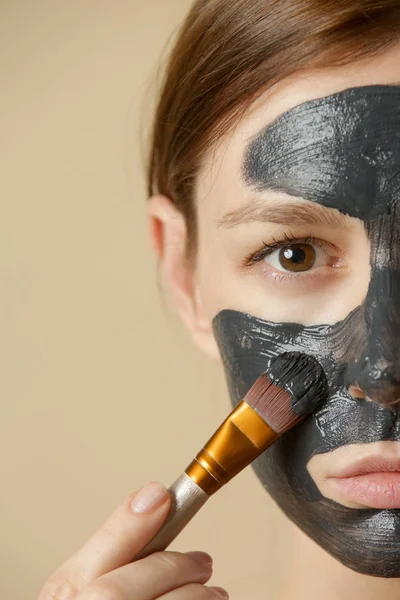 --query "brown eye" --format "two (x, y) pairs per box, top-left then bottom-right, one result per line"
(265, 243), (317, 272)
(279, 244), (316, 272)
